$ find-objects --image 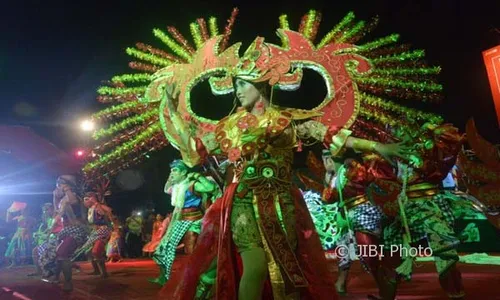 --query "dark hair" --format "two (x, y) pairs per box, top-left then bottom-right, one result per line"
(254, 82), (271, 99)
(84, 192), (98, 199)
